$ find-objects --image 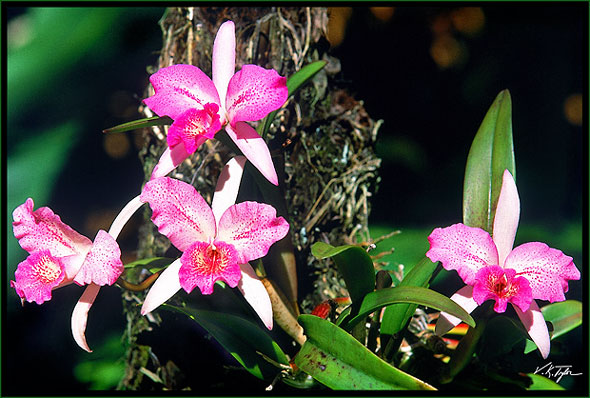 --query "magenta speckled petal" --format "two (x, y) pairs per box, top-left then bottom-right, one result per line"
(212, 20), (236, 110)
(167, 104), (221, 154)
(13, 198), (92, 258)
(426, 223), (499, 285)
(225, 123), (278, 186)
(144, 64), (221, 120)
(179, 240), (242, 295)
(492, 170), (520, 266)
(141, 177), (217, 252)
(73, 230), (124, 286)
(225, 64), (288, 125)
(216, 201), (290, 264)
(11, 250), (66, 304)
(71, 283), (101, 353)
(505, 242), (580, 303)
